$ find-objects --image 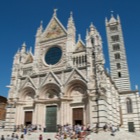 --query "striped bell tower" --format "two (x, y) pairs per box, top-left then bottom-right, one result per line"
(106, 13), (131, 91)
